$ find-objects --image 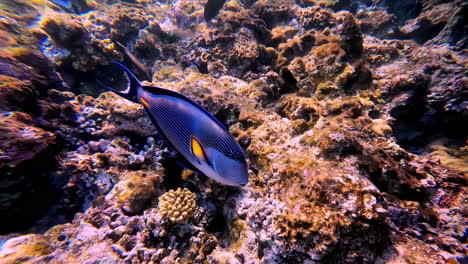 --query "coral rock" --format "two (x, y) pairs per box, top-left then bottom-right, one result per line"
(40, 13), (90, 49)
(297, 6), (336, 30)
(109, 171), (158, 214)
(0, 234), (53, 264)
(0, 112), (55, 168)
